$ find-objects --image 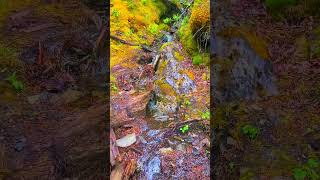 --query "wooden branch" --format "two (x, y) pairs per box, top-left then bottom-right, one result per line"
(110, 35), (138, 46)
